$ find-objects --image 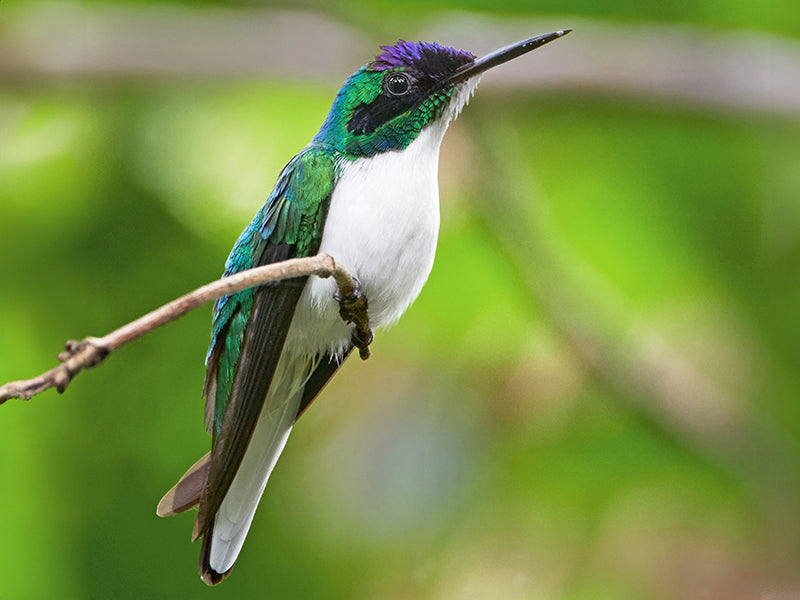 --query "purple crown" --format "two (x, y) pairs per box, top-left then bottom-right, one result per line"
(371, 40), (475, 73)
